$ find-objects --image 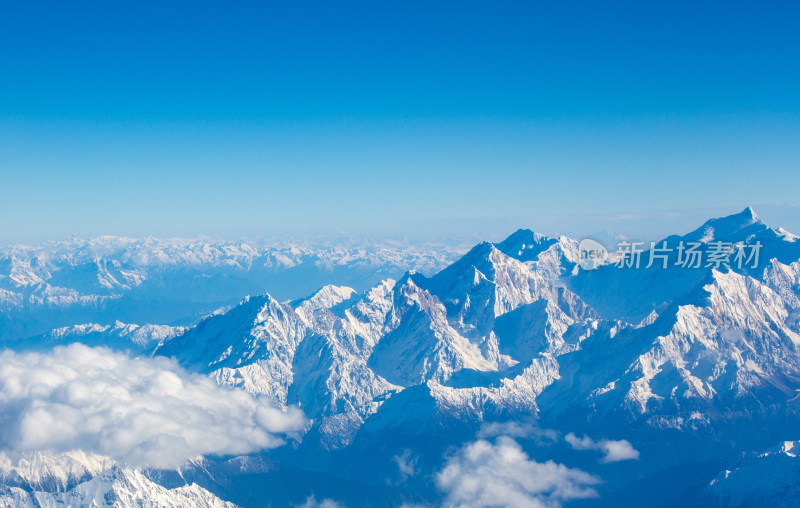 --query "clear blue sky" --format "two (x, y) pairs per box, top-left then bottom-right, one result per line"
(1, 1), (799, 243)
